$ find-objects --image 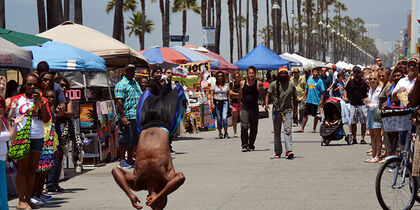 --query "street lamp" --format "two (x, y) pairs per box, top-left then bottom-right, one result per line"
(272, 1), (281, 54)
